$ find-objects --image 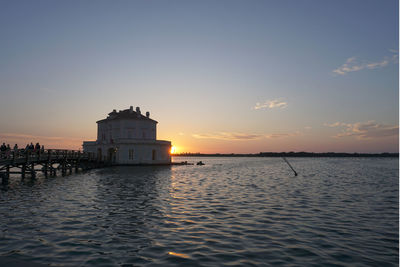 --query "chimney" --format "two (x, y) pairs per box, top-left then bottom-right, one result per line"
(146, 111), (150, 118)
